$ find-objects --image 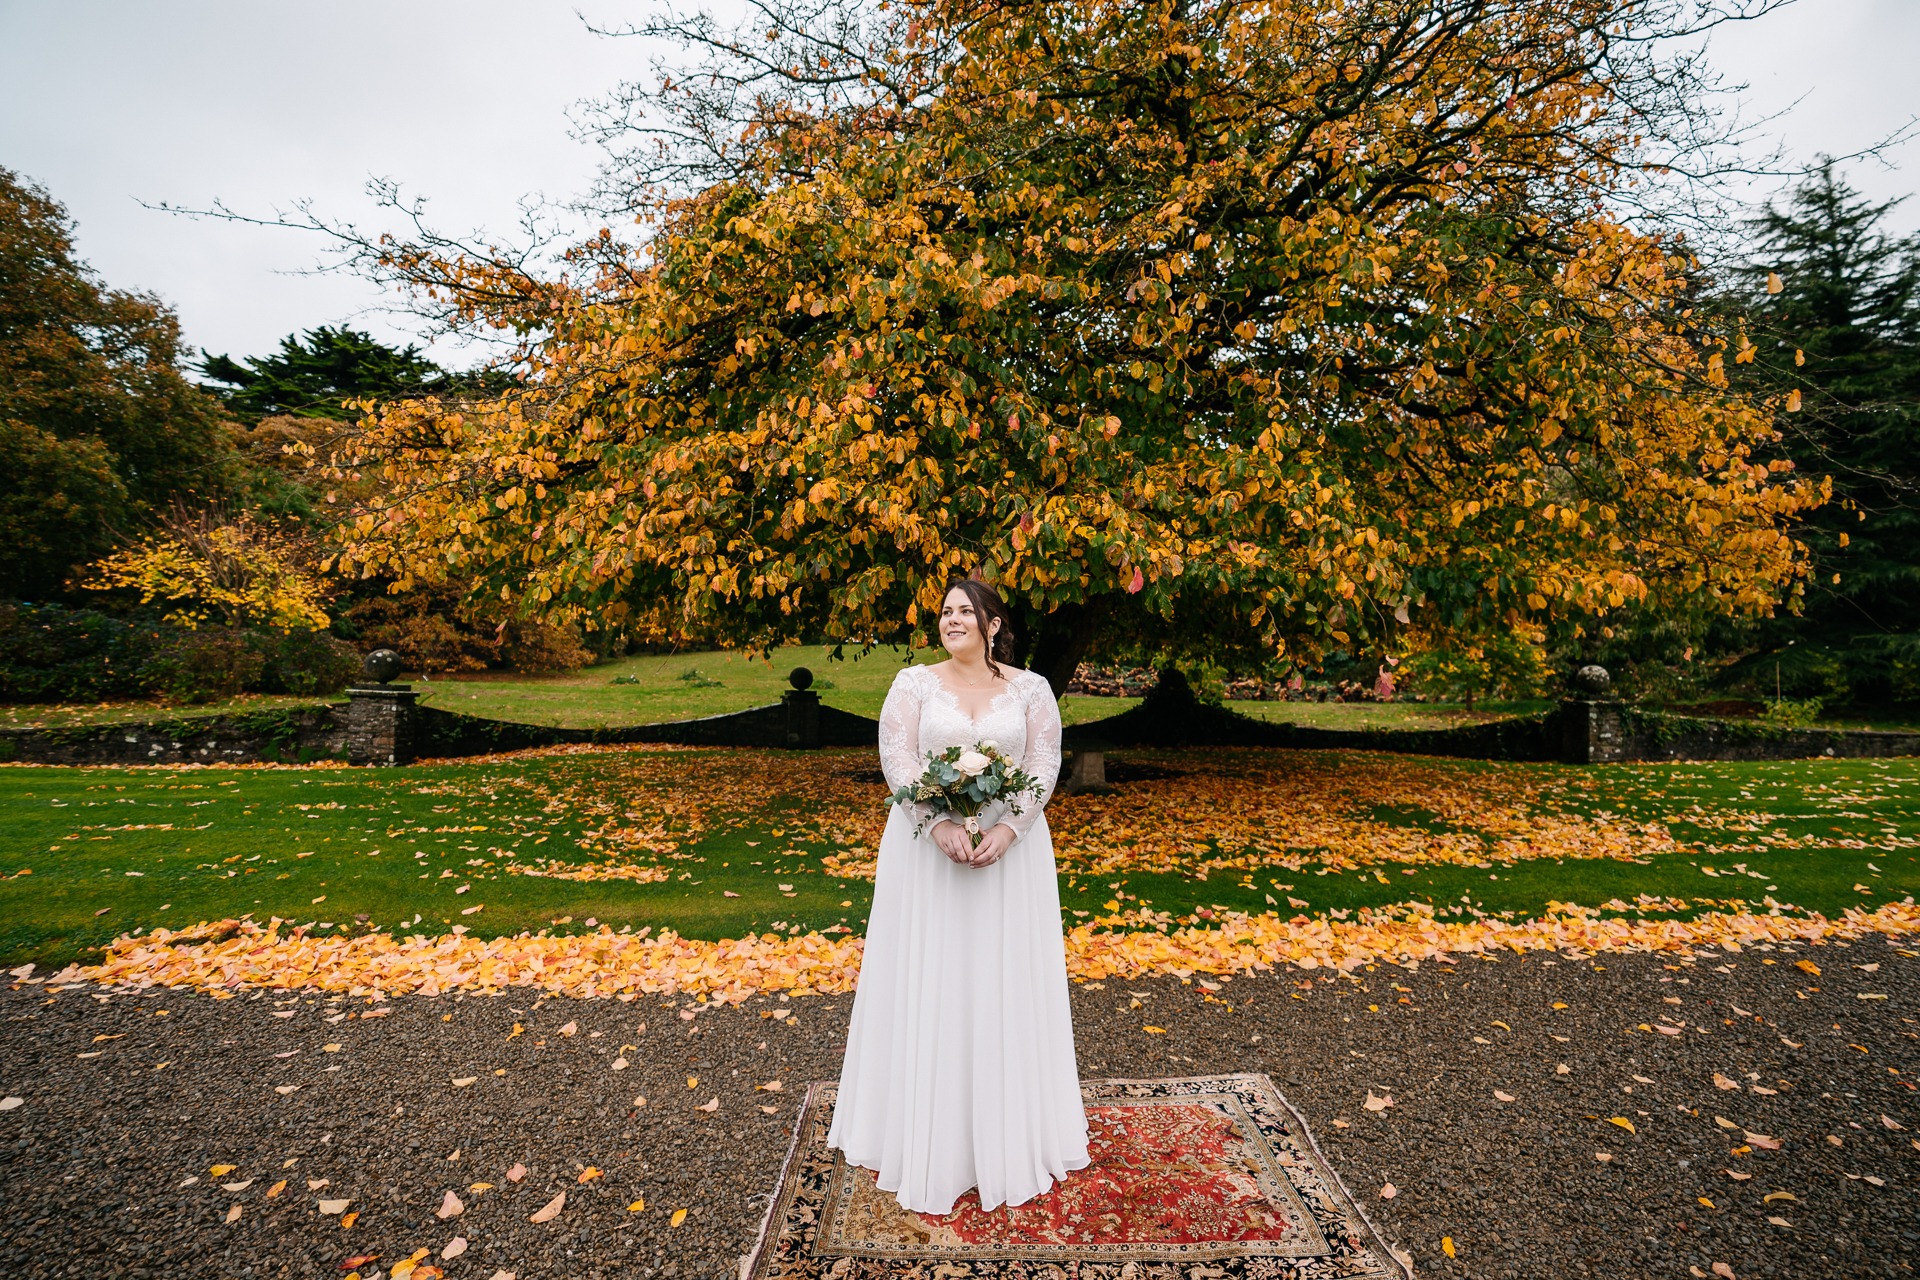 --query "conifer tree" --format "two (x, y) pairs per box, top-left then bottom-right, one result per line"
(1732, 163), (1920, 703)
